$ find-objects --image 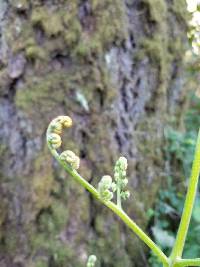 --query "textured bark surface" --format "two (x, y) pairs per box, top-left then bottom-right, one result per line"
(0, 0), (188, 267)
